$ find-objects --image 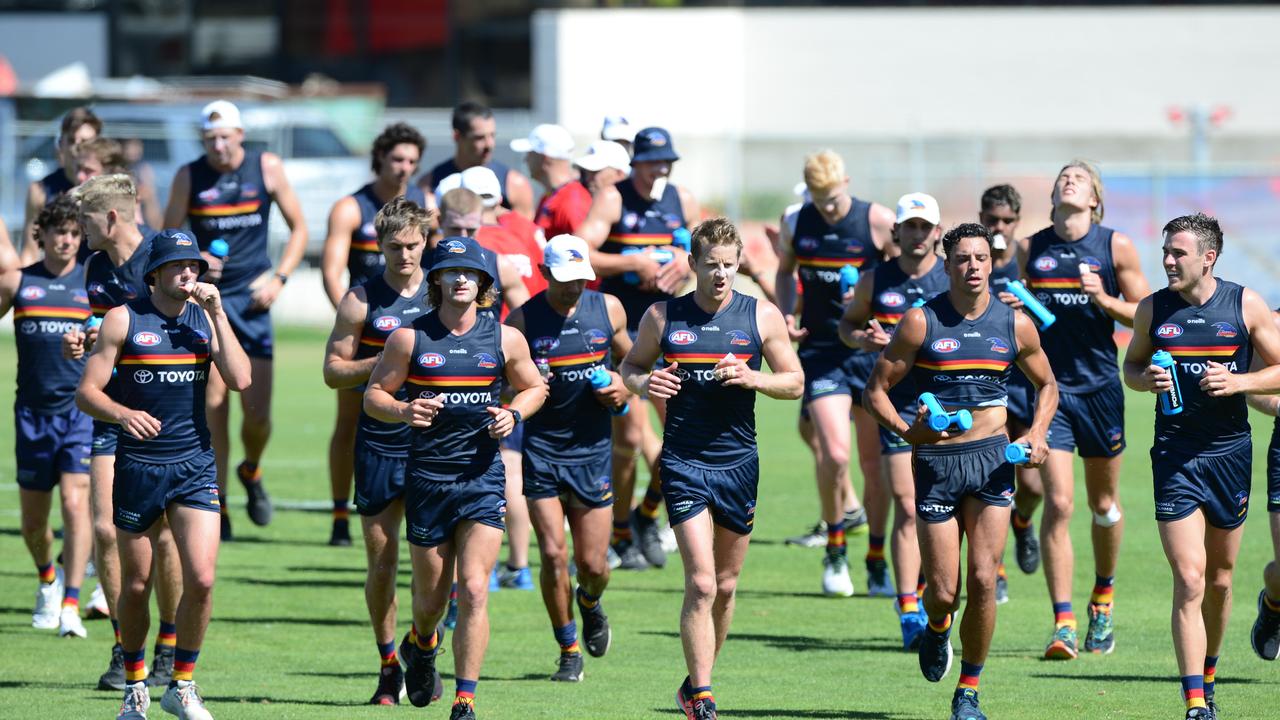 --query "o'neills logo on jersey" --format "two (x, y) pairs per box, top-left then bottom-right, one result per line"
(373, 315), (401, 332)
(417, 352), (446, 368)
(133, 331), (162, 346)
(584, 328), (609, 346)
(1156, 323), (1184, 338)
(668, 330), (698, 346)
(1034, 256), (1058, 272)
(19, 286), (46, 300)
(880, 291), (906, 308)
(931, 338), (960, 354)
(727, 330), (752, 346)
(444, 240), (467, 254)
(533, 336), (560, 354)
(473, 352), (498, 369)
